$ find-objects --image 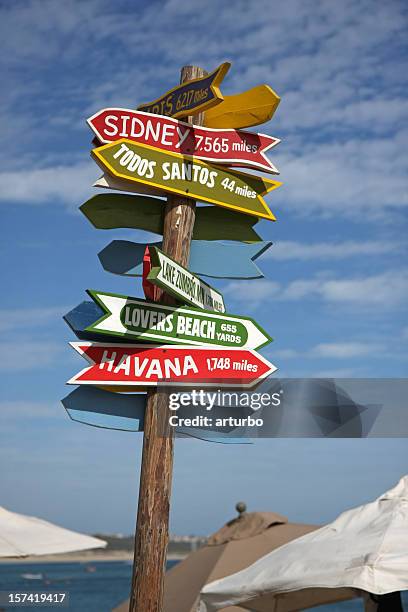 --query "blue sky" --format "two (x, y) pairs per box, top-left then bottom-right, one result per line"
(0, 0), (407, 536)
